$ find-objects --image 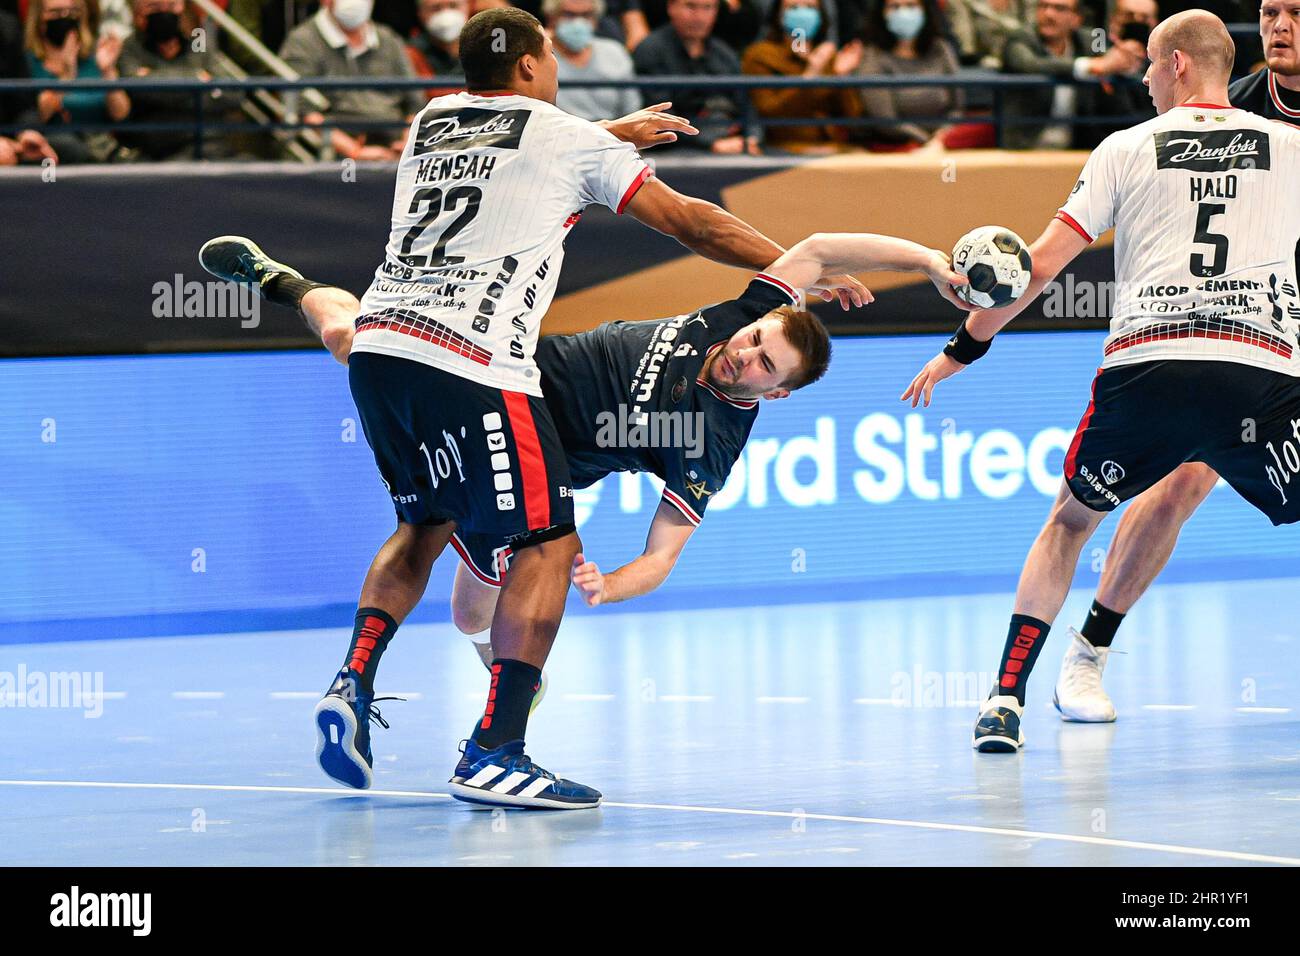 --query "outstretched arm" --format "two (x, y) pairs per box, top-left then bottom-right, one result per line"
(765, 232), (975, 310)
(901, 218), (1091, 408)
(570, 500), (696, 606)
(624, 179), (868, 309)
